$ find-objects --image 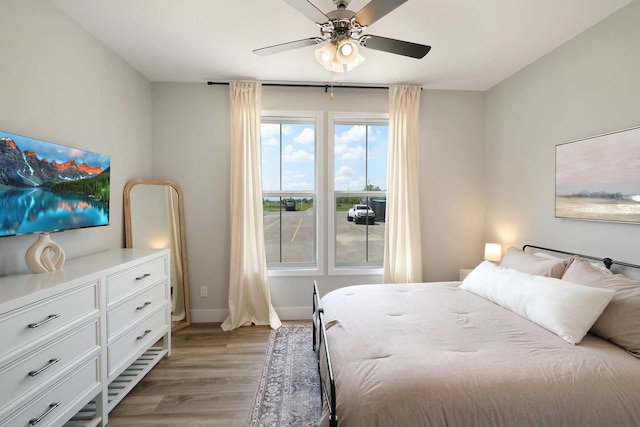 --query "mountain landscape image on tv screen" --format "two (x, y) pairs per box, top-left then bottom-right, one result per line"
(0, 130), (110, 237)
